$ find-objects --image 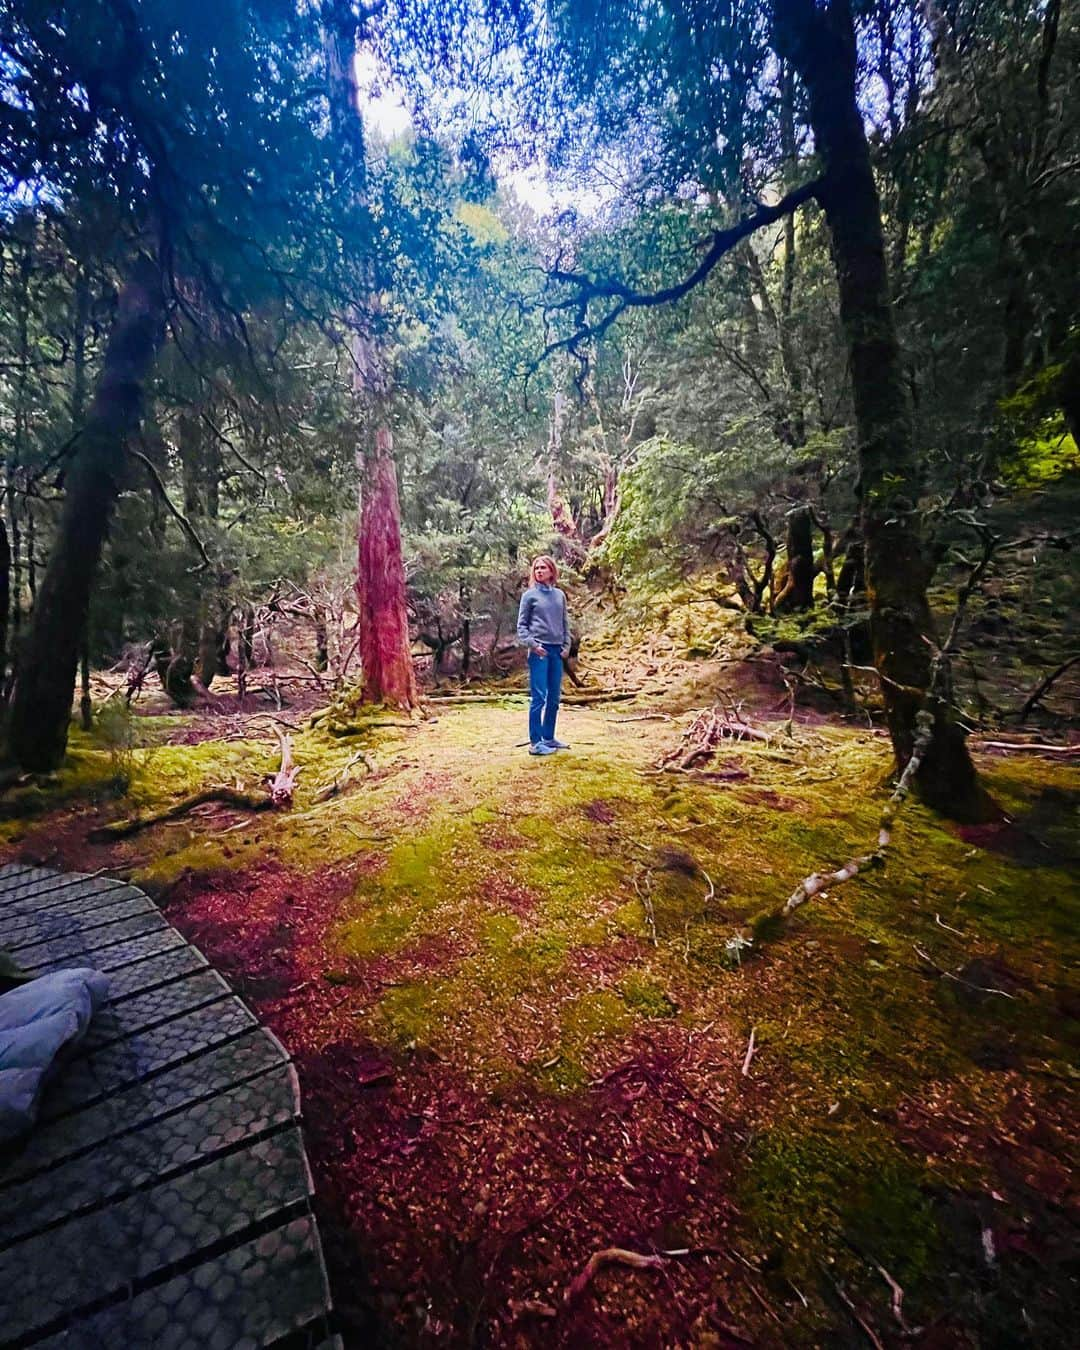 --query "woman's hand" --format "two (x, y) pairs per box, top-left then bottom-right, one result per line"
(532, 646), (547, 658)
